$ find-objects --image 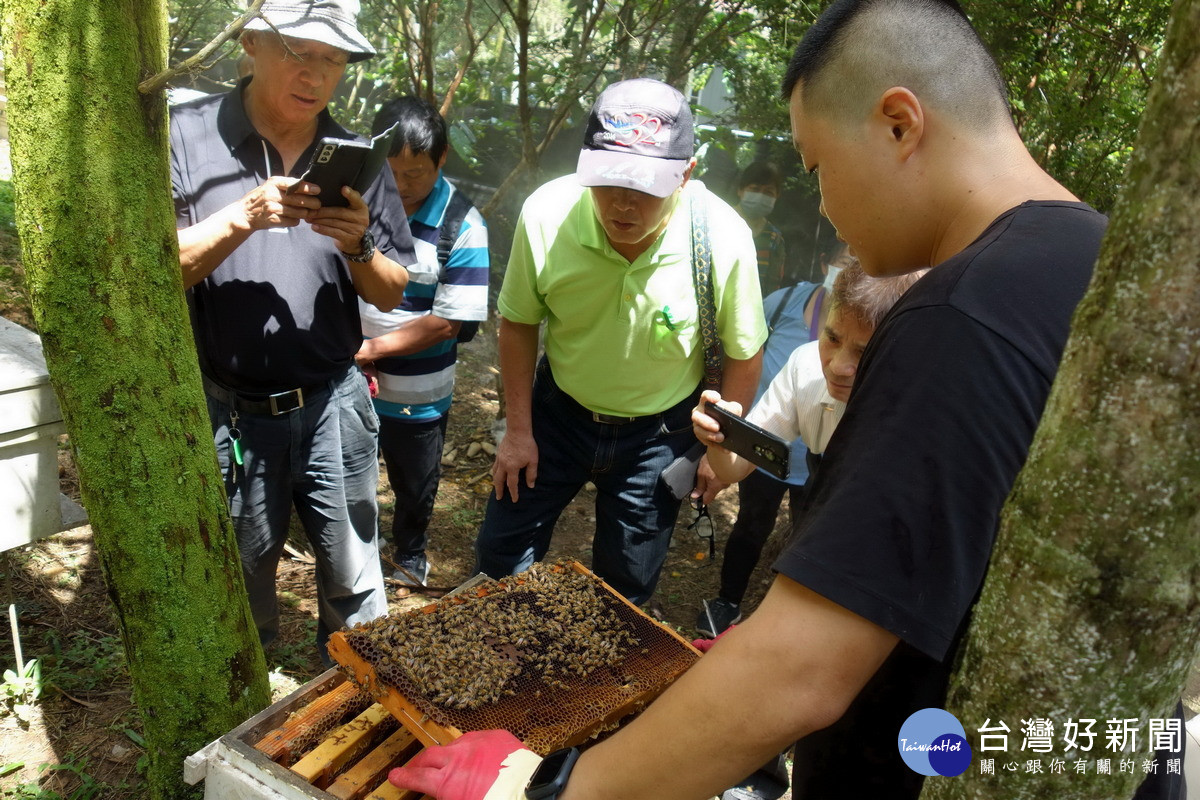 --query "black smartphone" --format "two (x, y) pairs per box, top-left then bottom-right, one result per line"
(705, 401), (790, 480)
(288, 122), (397, 207)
